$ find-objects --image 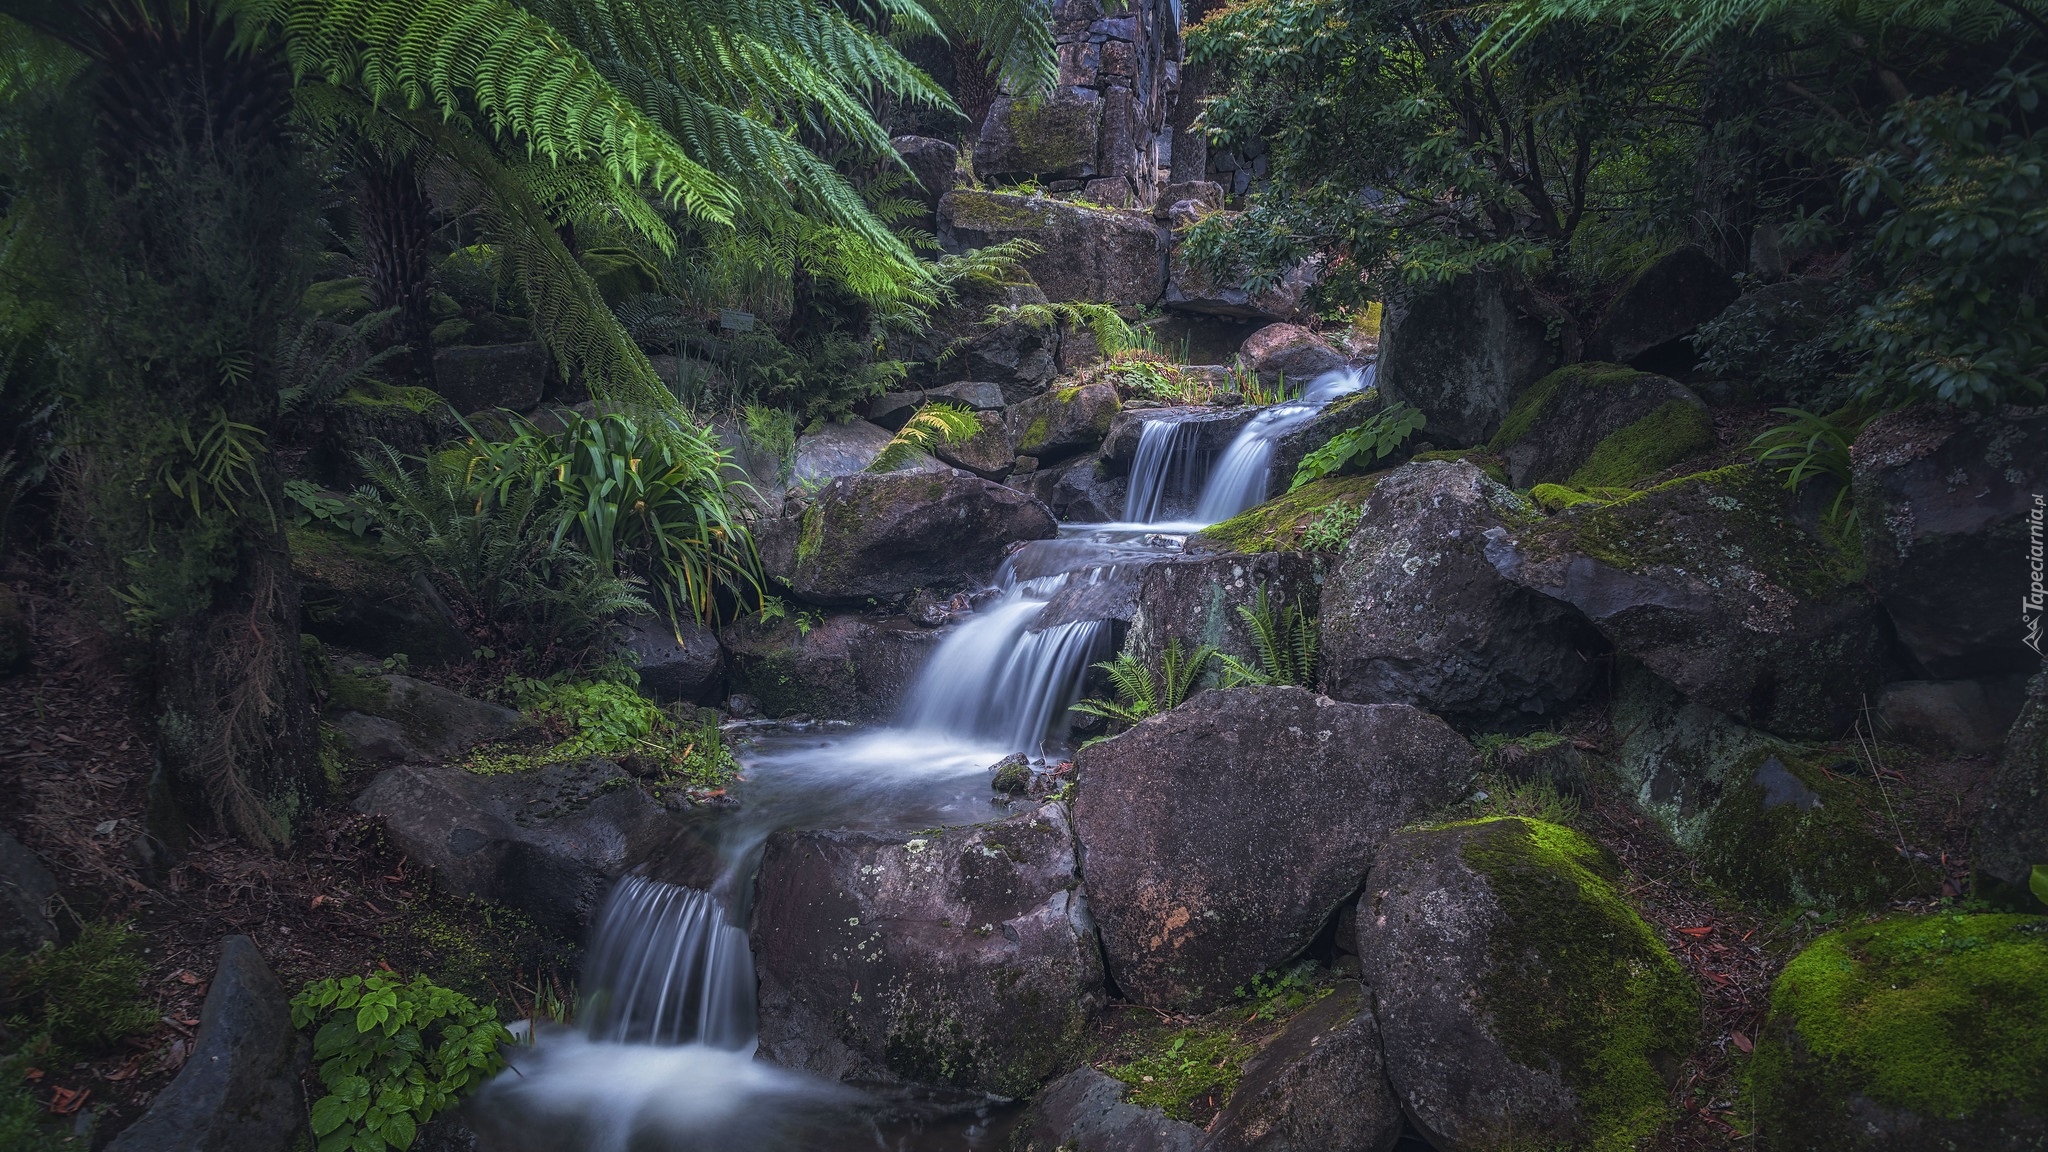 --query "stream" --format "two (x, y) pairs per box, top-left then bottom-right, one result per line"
(466, 368), (1369, 1151)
